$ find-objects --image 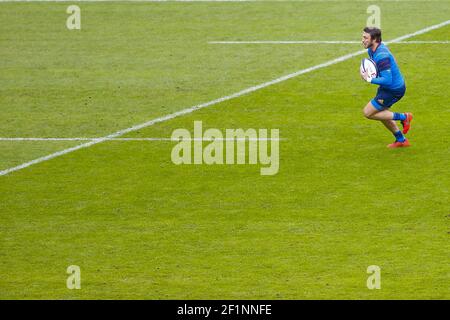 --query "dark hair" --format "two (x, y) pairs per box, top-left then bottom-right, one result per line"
(363, 27), (382, 42)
